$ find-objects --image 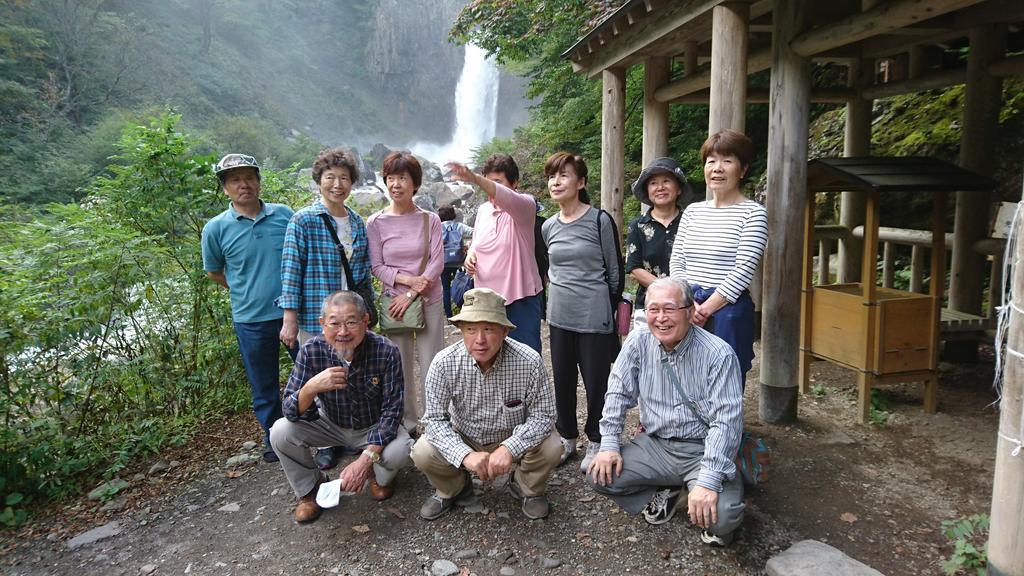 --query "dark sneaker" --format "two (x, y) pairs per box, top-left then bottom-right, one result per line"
(420, 474), (474, 521)
(509, 475), (550, 519)
(642, 487), (682, 525)
(262, 446), (280, 463)
(314, 447), (337, 470)
(700, 530), (734, 547)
